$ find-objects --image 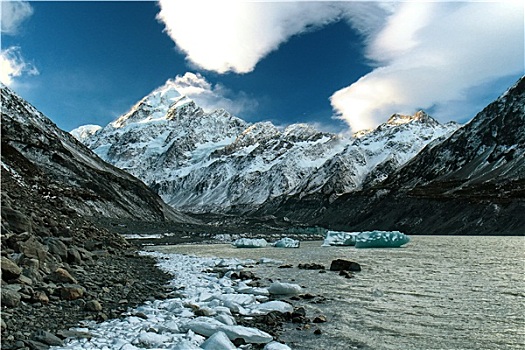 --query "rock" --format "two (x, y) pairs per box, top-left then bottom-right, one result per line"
(31, 291), (49, 304)
(56, 329), (92, 339)
(339, 270), (354, 279)
(239, 270), (257, 280)
(59, 284), (85, 300)
(19, 237), (49, 262)
(66, 248), (82, 265)
(85, 300), (102, 311)
(44, 238), (68, 261)
(1, 208), (32, 233)
(32, 330), (64, 346)
(1, 288), (21, 307)
(314, 328), (322, 335)
(278, 264), (293, 269)
(1, 257), (22, 280)
(14, 274), (33, 286)
(313, 315), (327, 323)
(329, 259), (361, 272)
(47, 267), (78, 284)
(25, 340), (49, 350)
(292, 306), (306, 318)
(297, 263), (325, 270)
(299, 293), (316, 300)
